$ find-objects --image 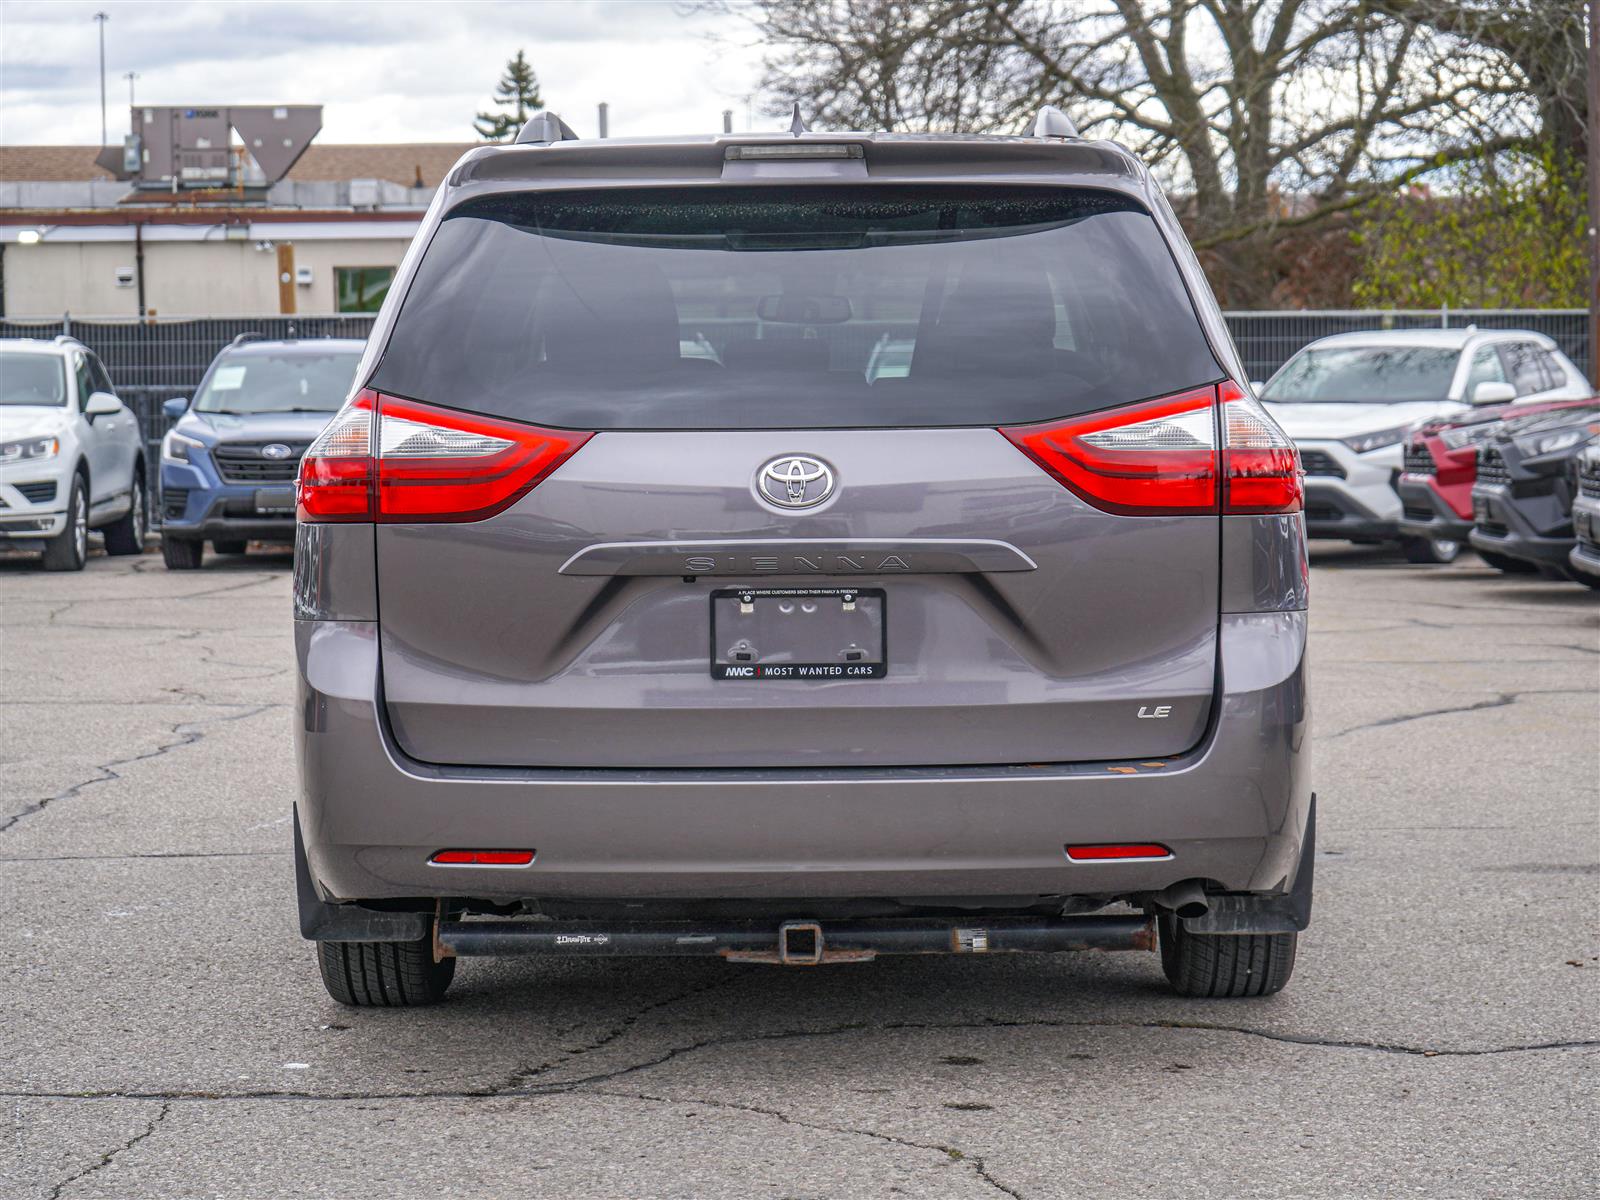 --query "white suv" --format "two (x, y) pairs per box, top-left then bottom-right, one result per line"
(1259, 329), (1587, 562)
(0, 337), (148, 570)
